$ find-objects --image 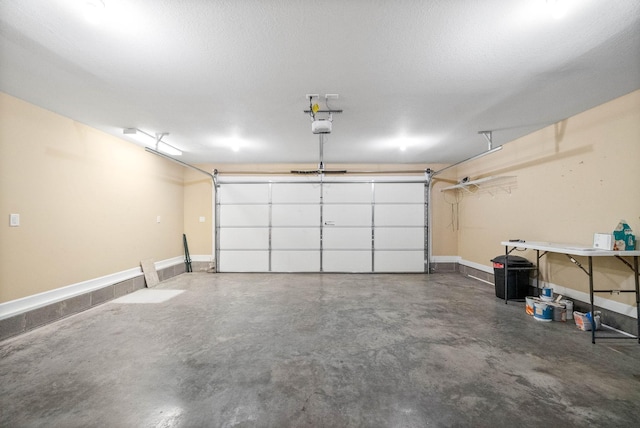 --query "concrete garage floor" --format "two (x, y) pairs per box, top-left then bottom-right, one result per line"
(1, 273), (639, 427)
